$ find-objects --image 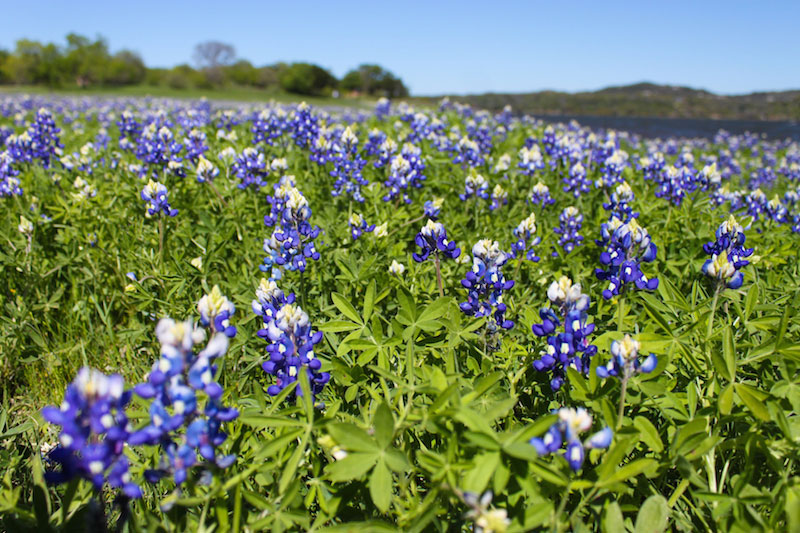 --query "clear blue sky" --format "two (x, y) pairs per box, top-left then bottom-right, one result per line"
(1, 1), (798, 96)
